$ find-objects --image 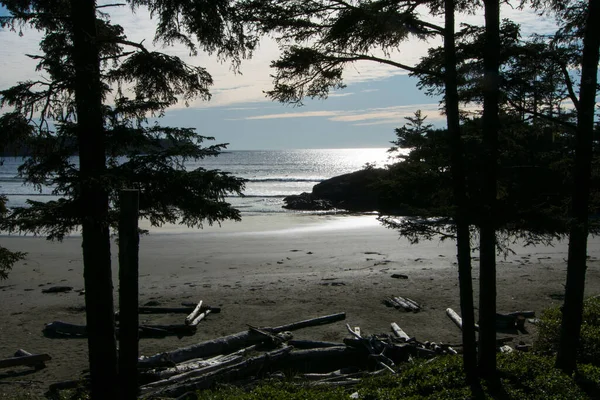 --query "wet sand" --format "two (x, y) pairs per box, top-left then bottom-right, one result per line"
(1, 215), (600, 397)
